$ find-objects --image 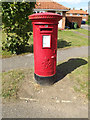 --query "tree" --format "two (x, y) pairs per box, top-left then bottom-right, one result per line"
(2, 2), (35, 54)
